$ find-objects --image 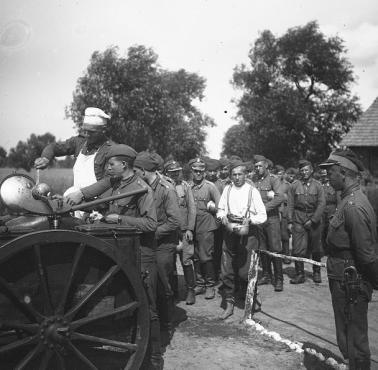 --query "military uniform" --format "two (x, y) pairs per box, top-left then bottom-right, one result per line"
(287, 166), (325, 283)
(278, 178), (291, 259)
(190, 158), (221, 295)
(321, 180), (338, 254)
(253, 158), (285, 291)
